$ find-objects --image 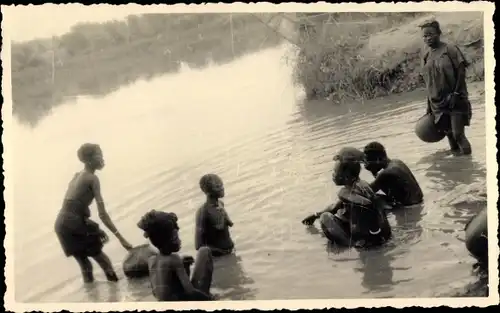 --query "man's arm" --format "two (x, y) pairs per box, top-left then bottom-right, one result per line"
(447, 45), (469, 96)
